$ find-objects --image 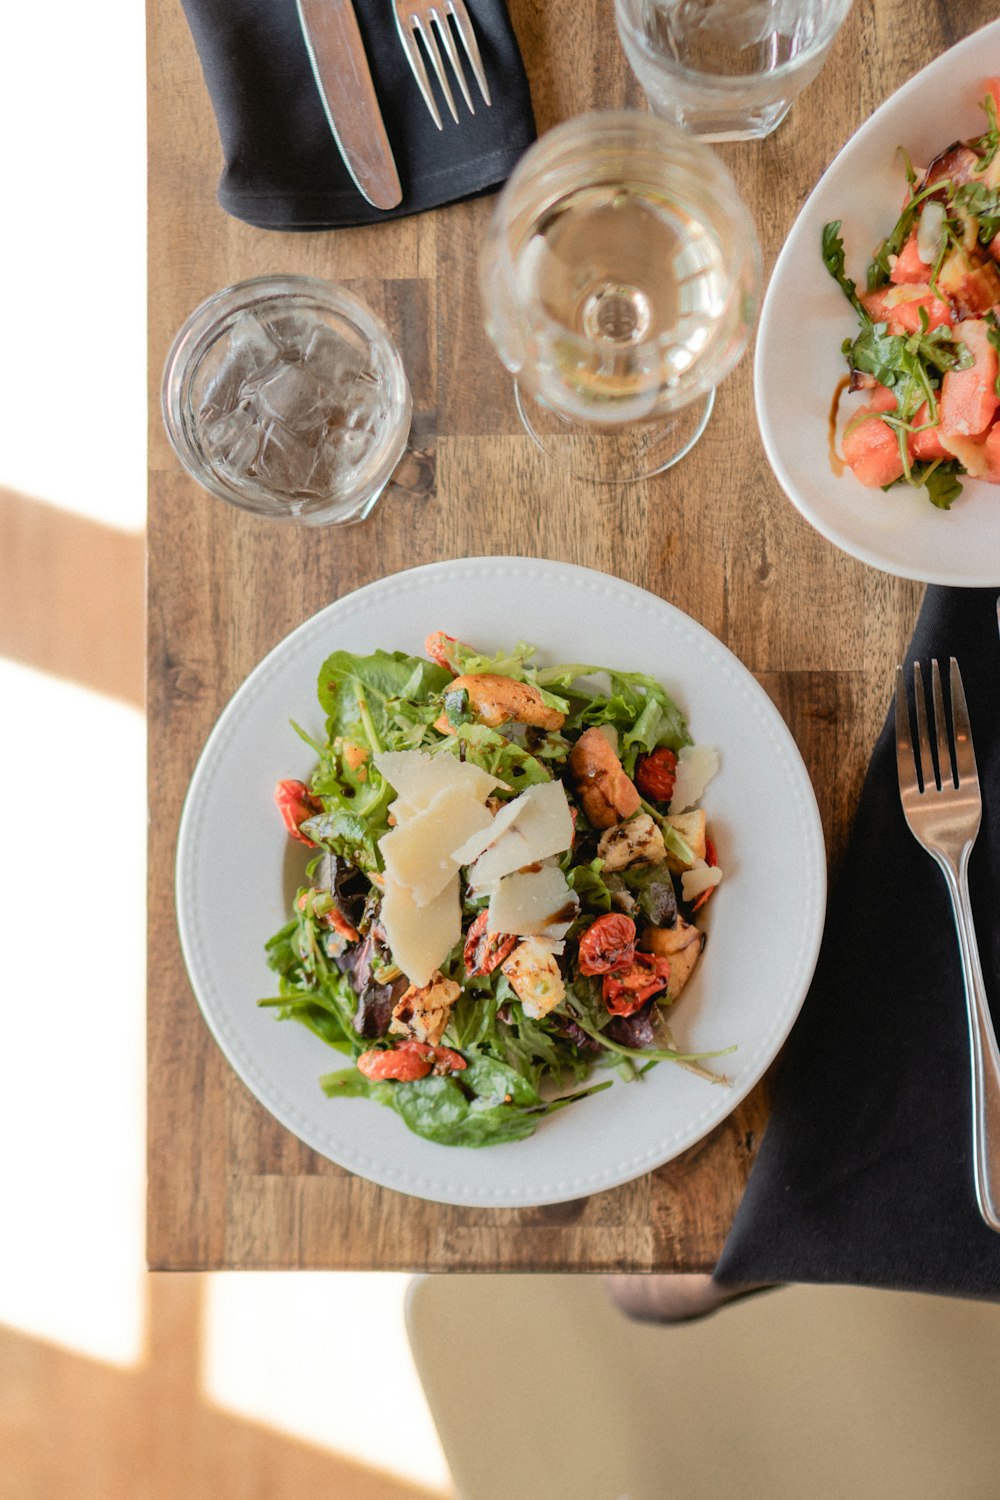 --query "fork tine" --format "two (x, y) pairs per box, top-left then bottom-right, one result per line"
(949, 657), (980, 787)
(913, 661), (935, 791)
(416, 14), (460, 123)
(895, 664), (917, 789)
(446, 0), (492, 106)
(395, 18), (444, 129)
(432, 9), (475, 114)
(930, 658), (954, 789)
